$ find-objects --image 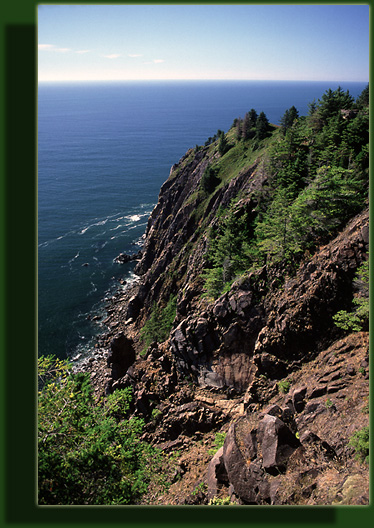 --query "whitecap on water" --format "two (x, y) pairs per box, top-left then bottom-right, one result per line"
(68, 251), (80, 263)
